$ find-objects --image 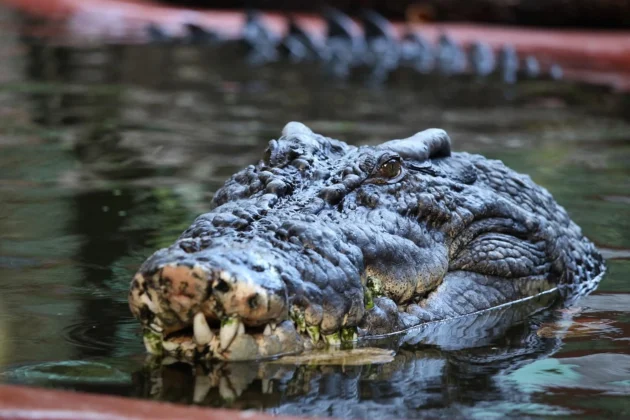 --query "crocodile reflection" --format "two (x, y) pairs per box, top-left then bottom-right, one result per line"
(134, 289), (570, 416)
